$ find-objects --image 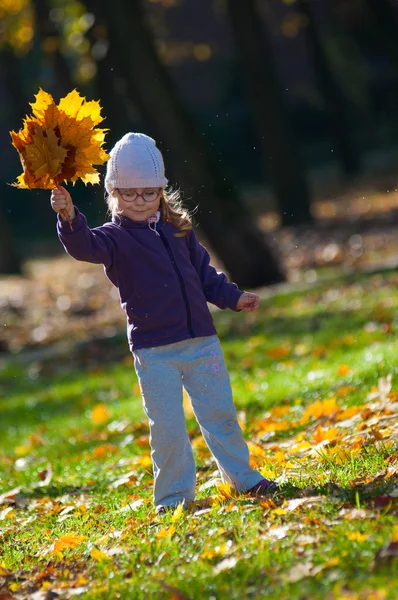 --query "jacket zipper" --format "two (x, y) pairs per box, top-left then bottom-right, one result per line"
(159, 230), (195, 338)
